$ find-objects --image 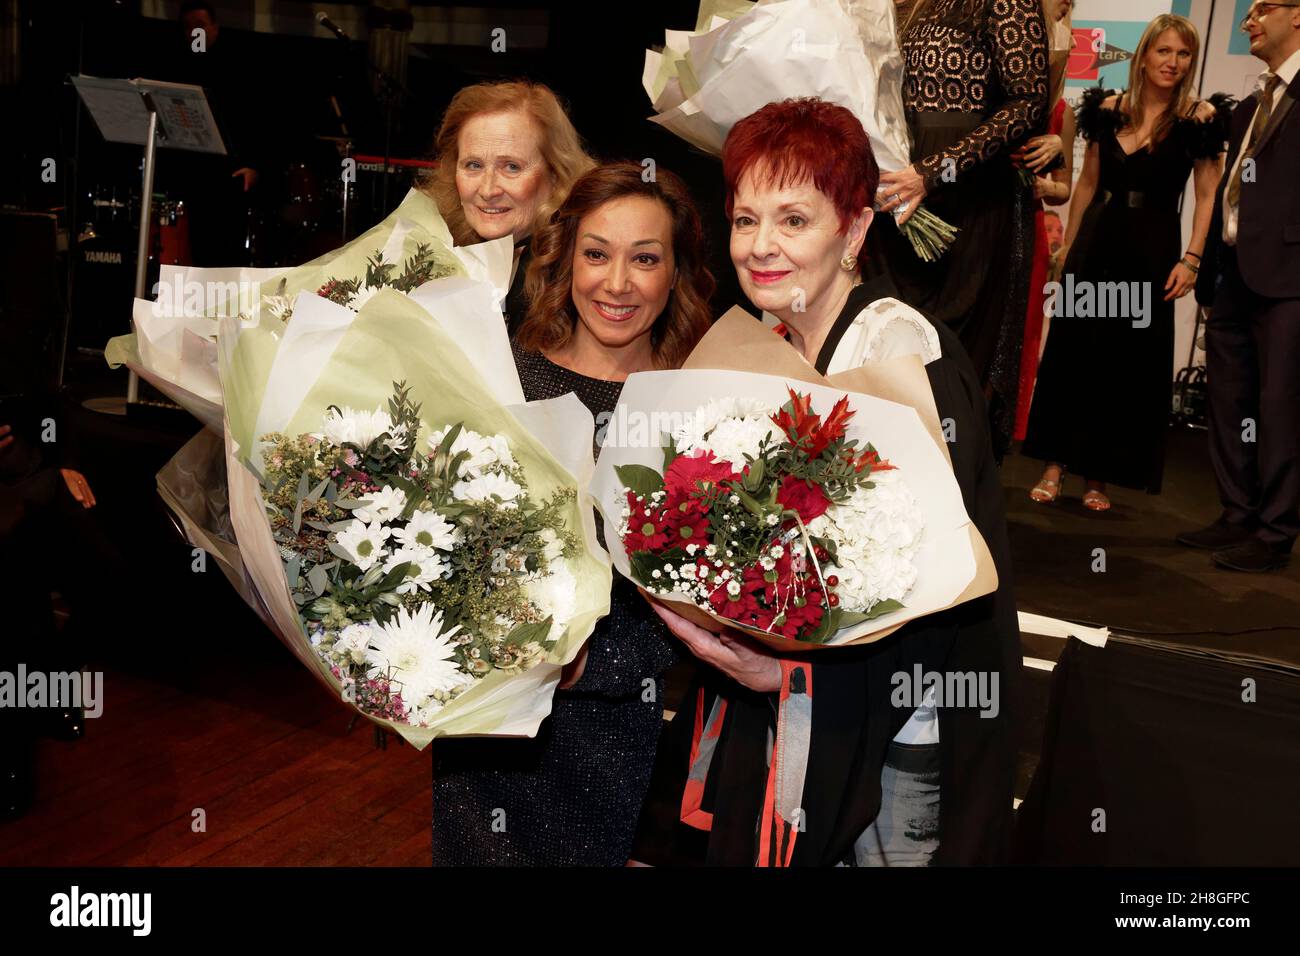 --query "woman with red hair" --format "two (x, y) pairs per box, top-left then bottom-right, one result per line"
(639, 99), (1021, 867)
